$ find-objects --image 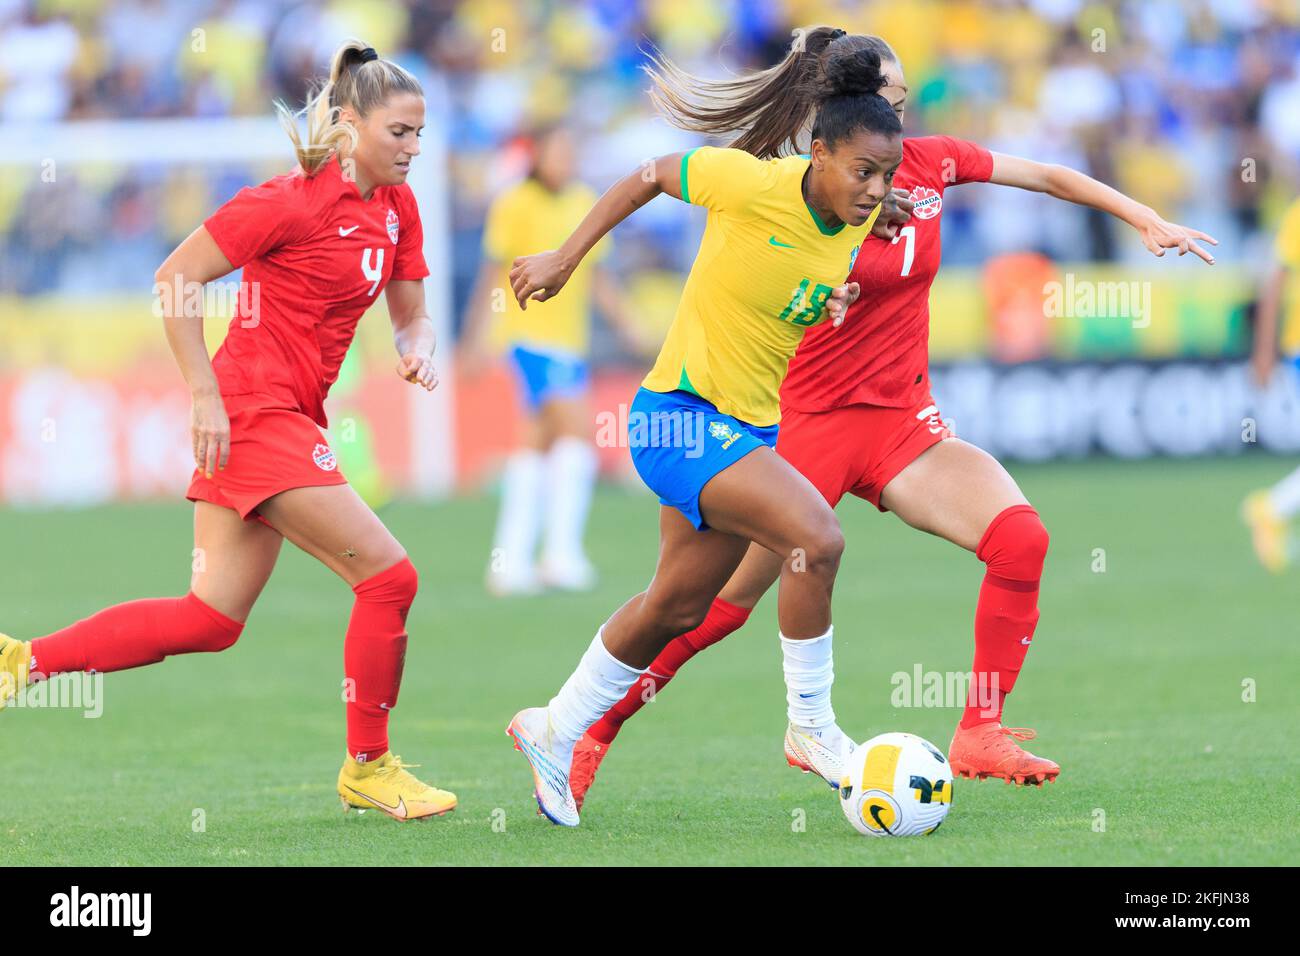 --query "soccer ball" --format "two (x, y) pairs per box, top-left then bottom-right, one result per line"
(838, 732), (953, 837)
